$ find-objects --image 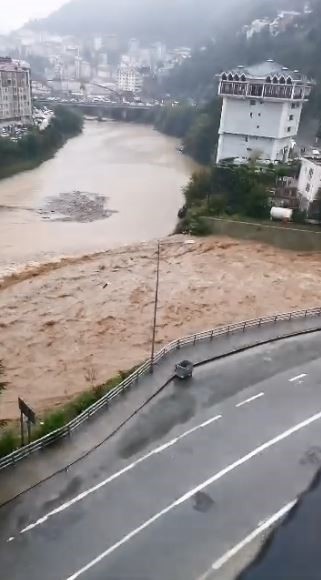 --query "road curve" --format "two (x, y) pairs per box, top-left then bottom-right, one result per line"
(2, 331), (321, 580)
